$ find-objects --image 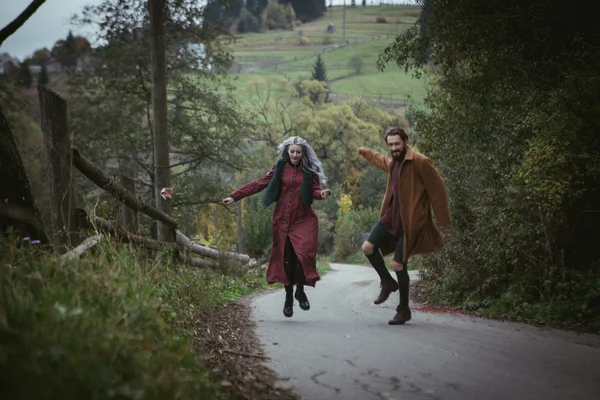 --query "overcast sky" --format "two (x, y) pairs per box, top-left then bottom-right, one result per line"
(0, 0), (417, 61)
